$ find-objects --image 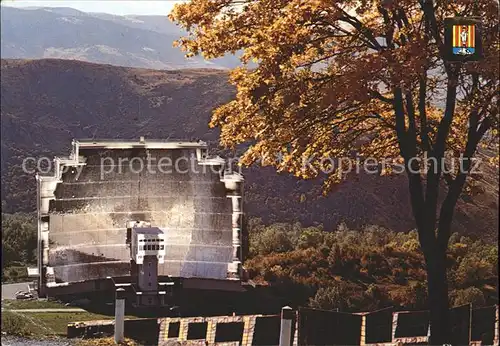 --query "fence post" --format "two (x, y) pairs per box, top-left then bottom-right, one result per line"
(391, 312), (398, 343)
(279, 306), (294, 346)
(469, 304), (472, 345)
(494, 305), (499, 346)
(360, 314), (367, 345)
(114, 288), (126, 344)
